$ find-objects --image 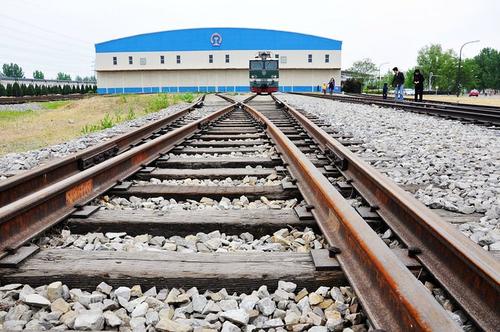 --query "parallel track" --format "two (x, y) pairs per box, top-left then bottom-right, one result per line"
(290, 92), (500, 126)
(0, 94), (498, 331)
